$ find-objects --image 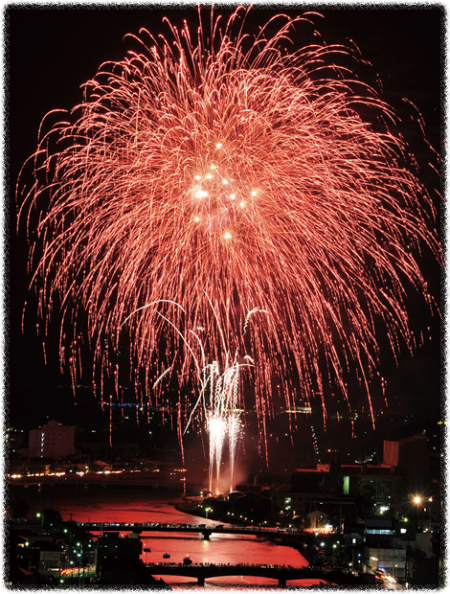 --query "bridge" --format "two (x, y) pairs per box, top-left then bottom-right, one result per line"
(79, 521), (311, 541)
(144, 562), (375, 587)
